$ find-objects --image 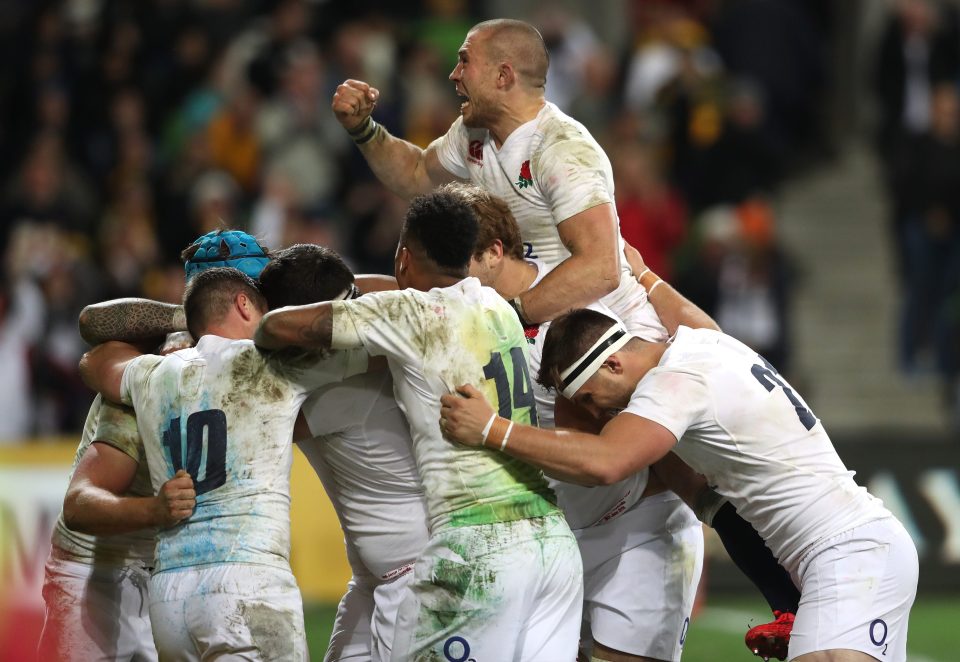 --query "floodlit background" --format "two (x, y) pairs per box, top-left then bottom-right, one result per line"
(0, 1), (958, 660)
